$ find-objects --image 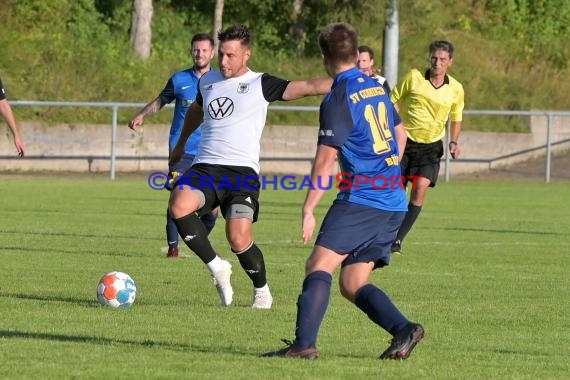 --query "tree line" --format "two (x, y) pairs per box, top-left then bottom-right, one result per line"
(1, 0), (568, 124)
